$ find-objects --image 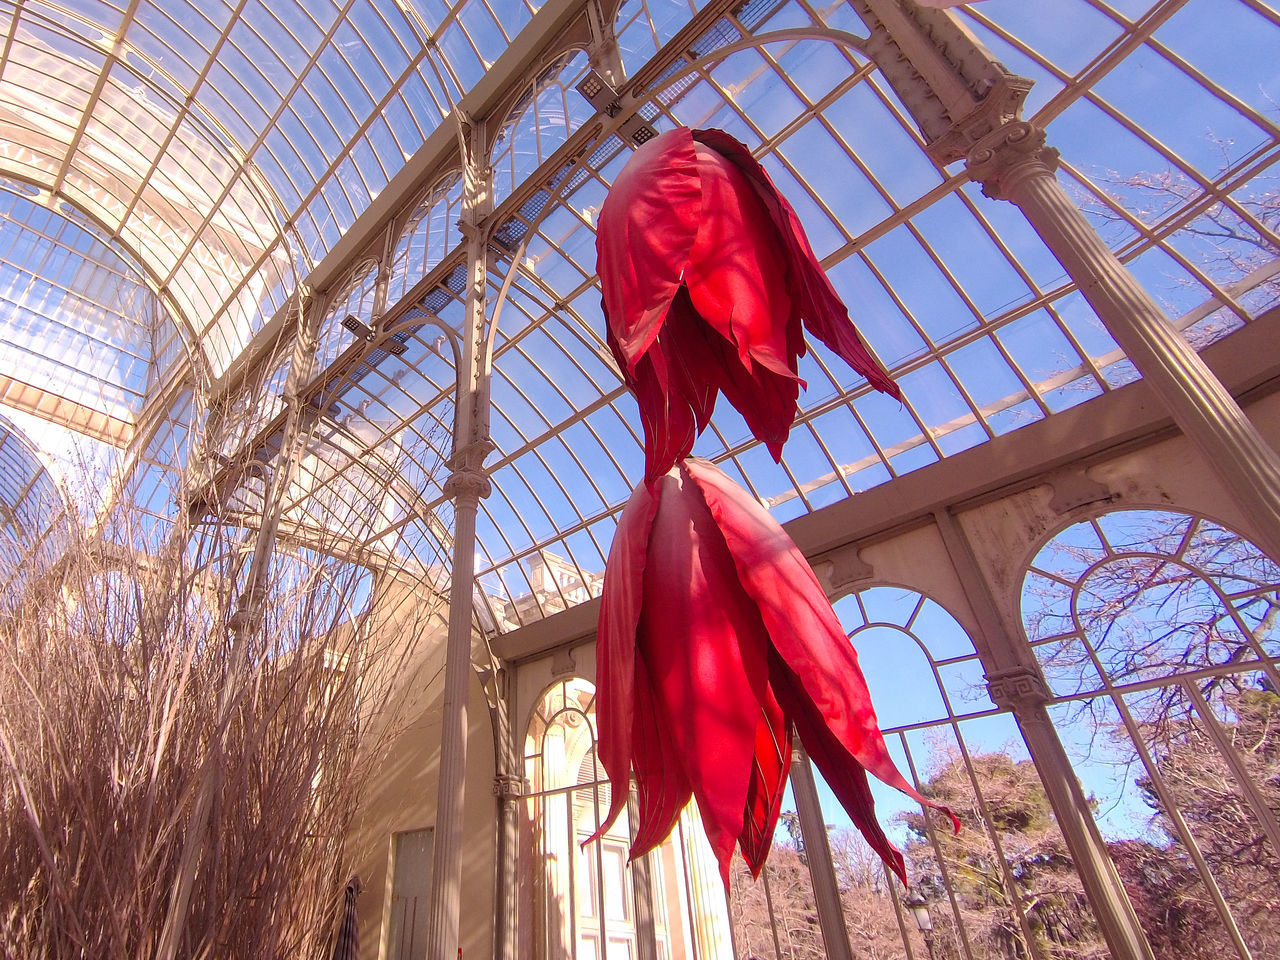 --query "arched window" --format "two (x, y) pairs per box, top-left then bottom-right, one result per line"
(315, 259), (379, 372)
(1022, 509), (1280, 959)
(112, 389), (197, 552)
(490, 50), (595, 210)
(387, 174), (464, 308)
(0, 411), (70, 601)
(522, 677), (734, 959)
(213, 347), (291, 462)
(763, 585), (1101, 960)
